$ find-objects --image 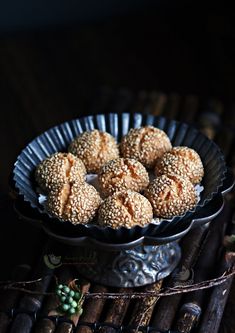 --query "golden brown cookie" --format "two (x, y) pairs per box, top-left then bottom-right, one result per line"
(98, 158), (149, 196)
(120, 126), (172, 169)
(68, 130), (119, 173)
(98, 190), (153, 229)
(154, 146), (204, 184)
(46, 182), (101, 224)
(144, 174), (197, 219)
(35, 152), (86, 193)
